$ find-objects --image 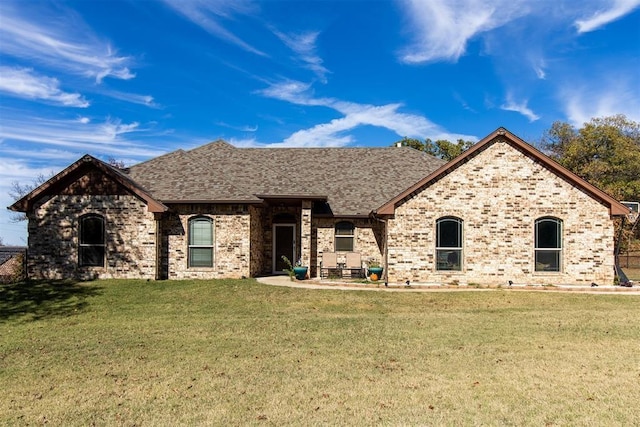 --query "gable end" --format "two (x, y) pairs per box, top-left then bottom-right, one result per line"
(375, 128), (629, 217)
